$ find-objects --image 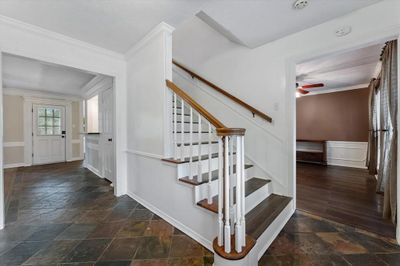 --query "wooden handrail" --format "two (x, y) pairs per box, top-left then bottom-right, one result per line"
(166, 79), (225, 128)
(173, 60), (272, 123)
(166, 80), (245, 136)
